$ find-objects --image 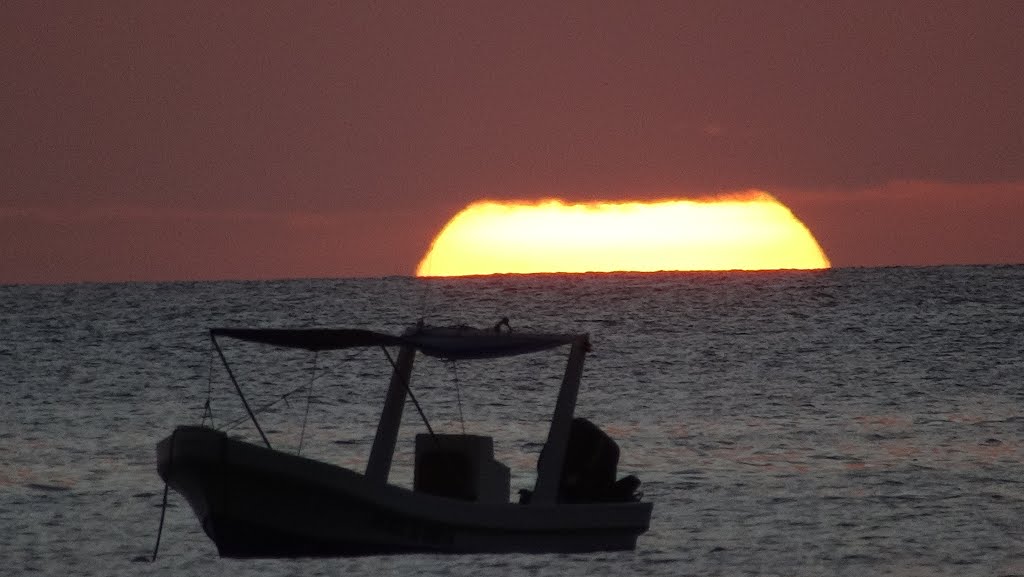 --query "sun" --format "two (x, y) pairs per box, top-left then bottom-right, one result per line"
(416, 191), (830, 276)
